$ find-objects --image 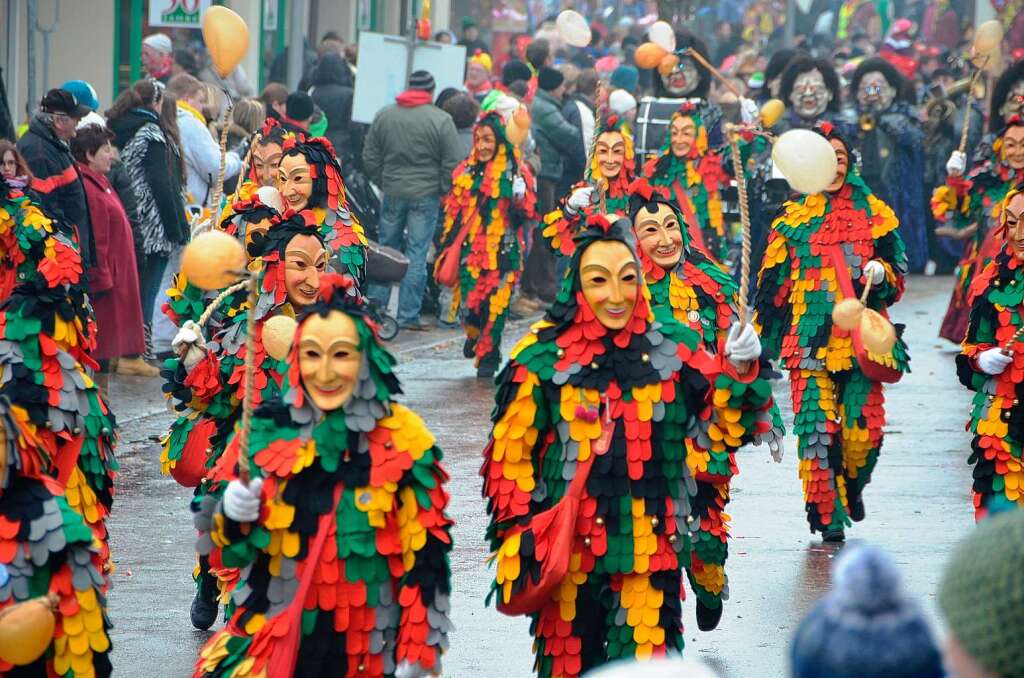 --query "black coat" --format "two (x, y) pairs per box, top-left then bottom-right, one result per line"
(18, 115), (95, 268)
(310, 54), (356, 165)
